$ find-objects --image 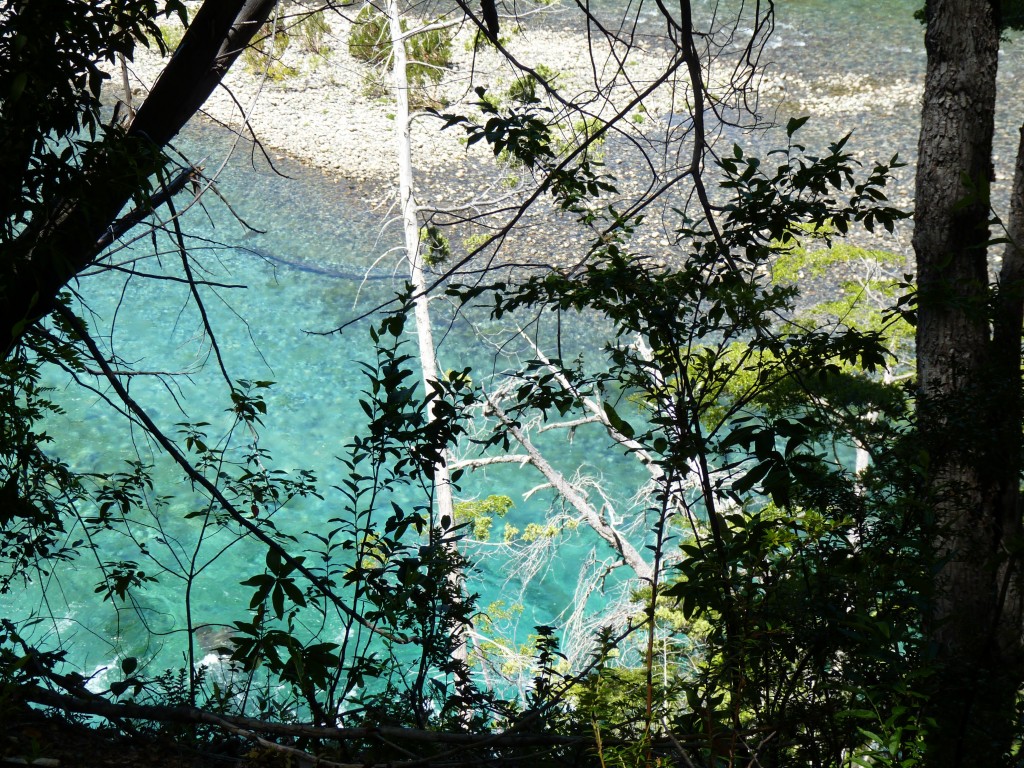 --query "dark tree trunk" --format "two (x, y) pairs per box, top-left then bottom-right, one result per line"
(0, 0), (278, 359)
(913, 0), (1024, 764)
